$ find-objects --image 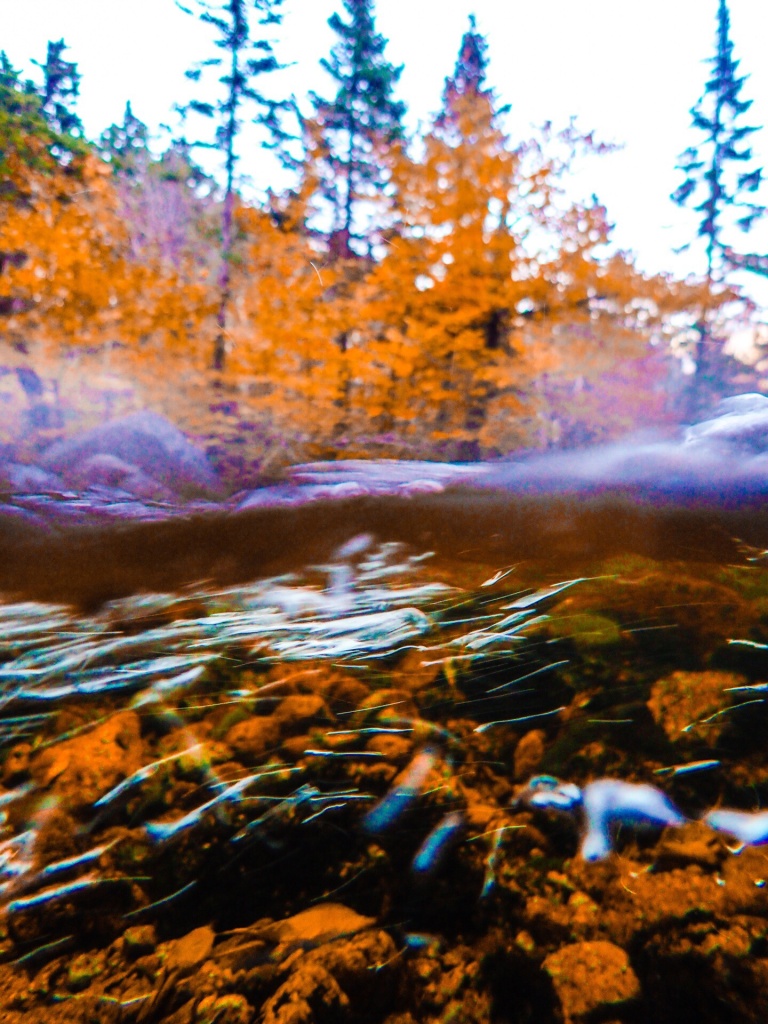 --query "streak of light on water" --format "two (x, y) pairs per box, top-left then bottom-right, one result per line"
(654, 760), (721, 777)
(0, 542), (604, 939)
(481, 568), (517, 587)
(682, 699), (765, 731)
(485, 660), (570, 695)
(473, 706), (567, 734)
(91, 746), (205, 810)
